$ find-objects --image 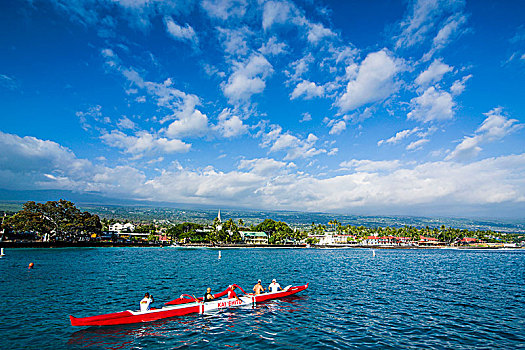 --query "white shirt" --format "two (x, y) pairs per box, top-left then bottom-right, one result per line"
(140, 297), (153, 312)
(269, 282), (281, 292)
